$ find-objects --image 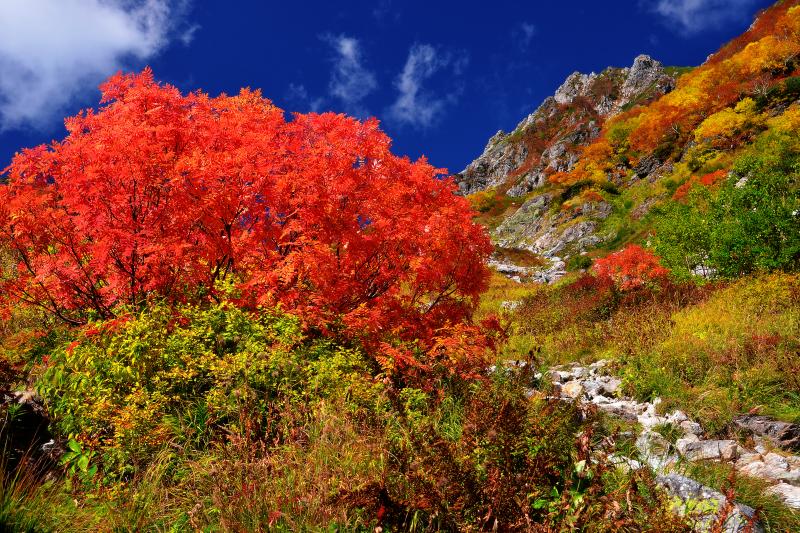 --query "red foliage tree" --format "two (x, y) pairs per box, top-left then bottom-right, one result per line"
(0, 70), (492, 355)
(592, 245), (669, 291)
